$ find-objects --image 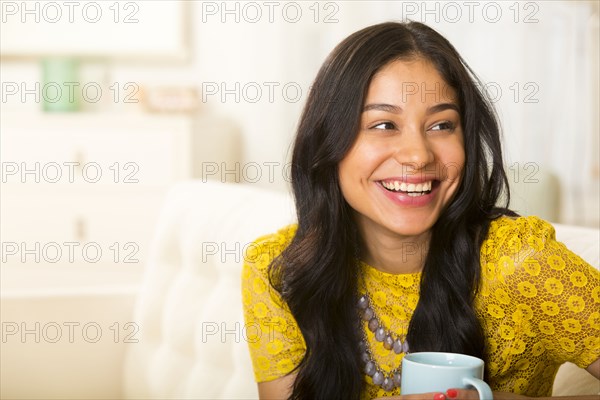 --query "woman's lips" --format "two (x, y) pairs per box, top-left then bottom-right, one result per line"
(380, 179), (433, 193)
(376, 180), (440, 206)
